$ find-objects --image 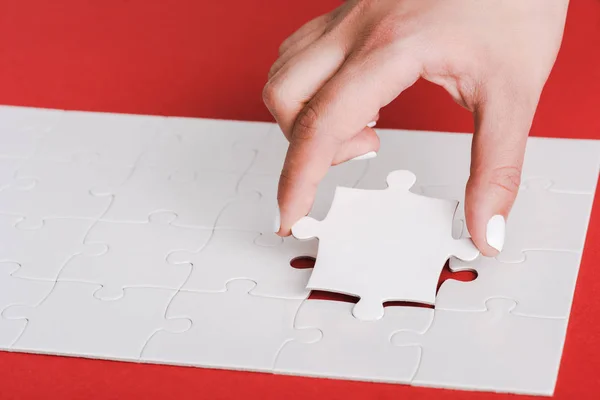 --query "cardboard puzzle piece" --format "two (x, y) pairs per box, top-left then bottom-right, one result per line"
(274, 300), (433, 383)
(218, 160), (368, 232)
(0, 105), (63, 158)
(33, 110), (165, 167)
(3, 281), (190, 360)
(392, 298), (568, 396)
(355, 130), (472, 190)
(420, 180), (595, 262)
(236, 124), (289, 175)
(497, 180), (595, 261)
(292, 170), (479, 321)
(0, 262), (54, 347)
(93, 166), (242, 228)
(521, 137), (600, 194)
(59, 212), (211, 300)
(168, 230), (317, 299)
(0, 215), (107, 281)
(139, 117), (272, 174)
(0, 158), (25, 190)
(437, 251), (581, 318)
(141, 280), (320, 372)
(0, 157), (132, 229)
